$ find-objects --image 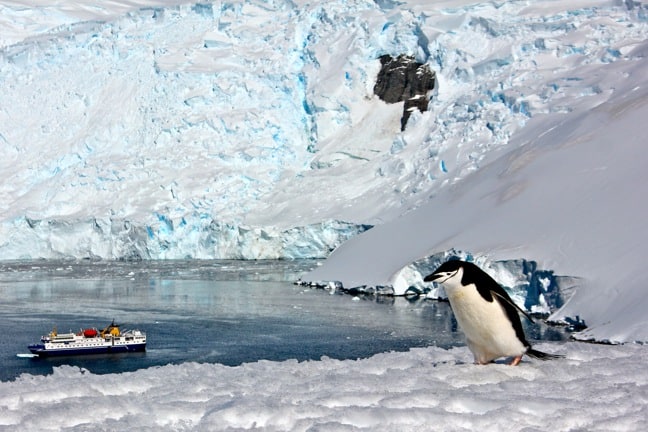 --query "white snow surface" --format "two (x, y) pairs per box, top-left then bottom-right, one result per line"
(1, 343), (647, 431)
